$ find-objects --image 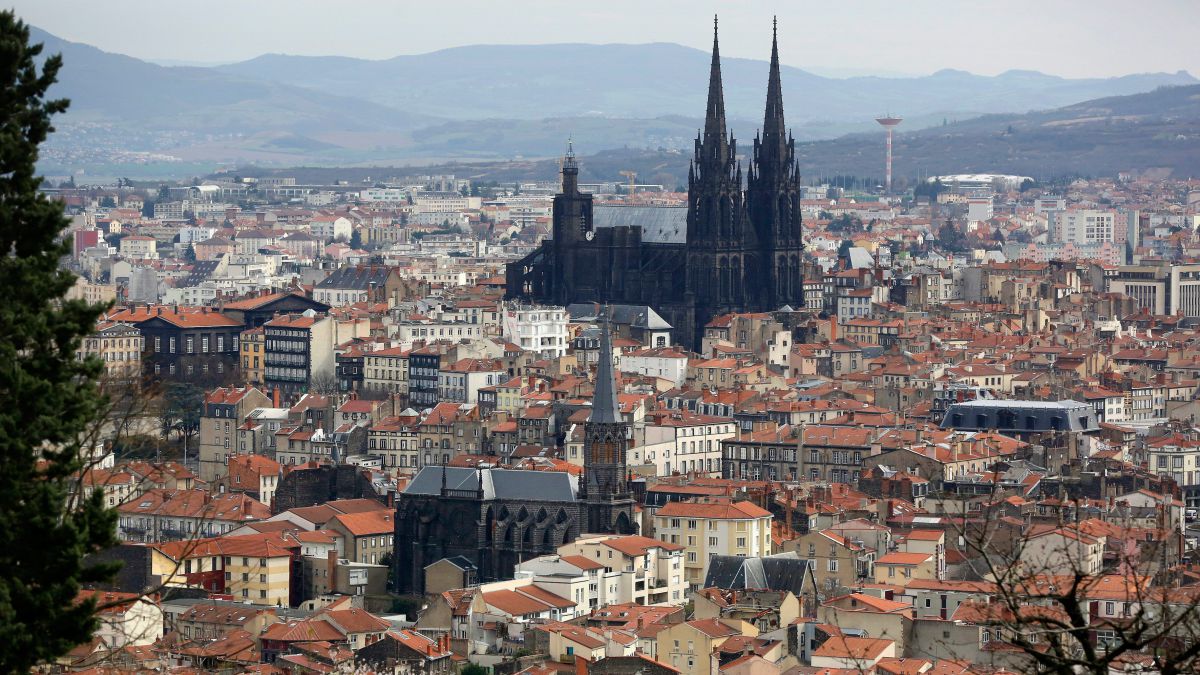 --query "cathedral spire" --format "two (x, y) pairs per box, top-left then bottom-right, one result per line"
(761, 16), (788, 167)
(701, 15), (728, 167)
(589, 306), (621, 425)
